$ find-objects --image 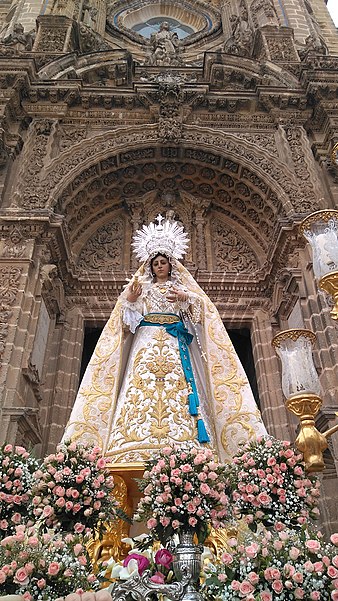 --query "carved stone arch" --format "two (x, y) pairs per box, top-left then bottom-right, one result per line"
(42, 125), (306, 223)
